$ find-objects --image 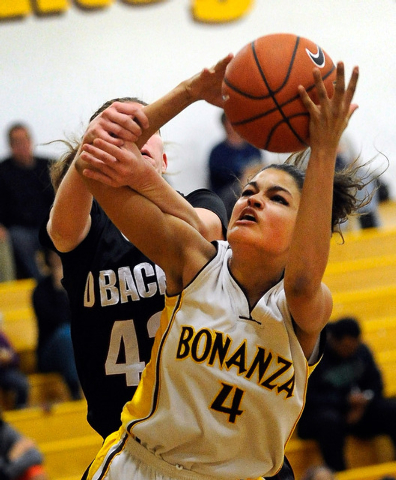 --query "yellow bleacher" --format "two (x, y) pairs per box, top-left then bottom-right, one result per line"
(286, 435), (395, 480)
(336, 461), (396, 480)
(0, 278), (71, 408)
(285, 218), (396, 479)
(2, 400), (102, 479)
